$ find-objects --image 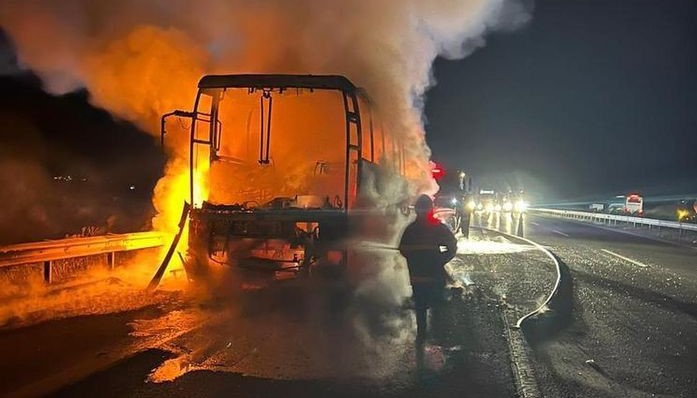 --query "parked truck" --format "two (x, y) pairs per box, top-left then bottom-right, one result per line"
(624, 194), (644, 215)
